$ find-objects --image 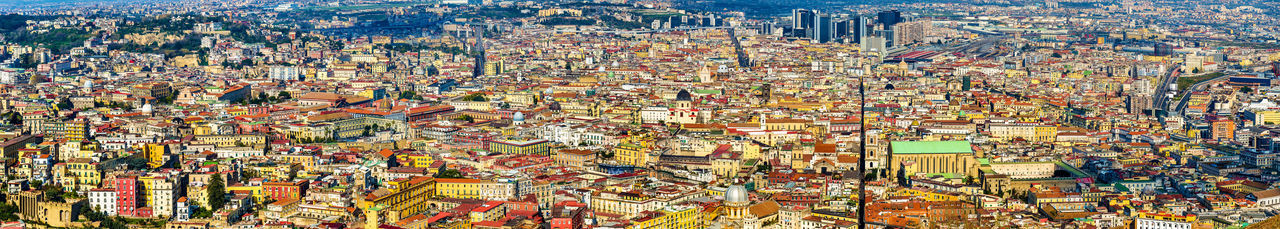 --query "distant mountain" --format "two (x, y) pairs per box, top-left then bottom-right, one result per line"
(675, 0), (932, 17)
(0, 0), (174, 9)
